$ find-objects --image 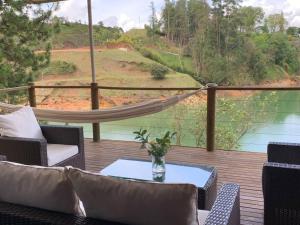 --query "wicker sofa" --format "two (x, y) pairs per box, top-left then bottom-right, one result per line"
(263, 142), (300, 225)
(0, 125), (85, 169)
(0, 155), (240, 225)
(0, 183), (240, 225)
